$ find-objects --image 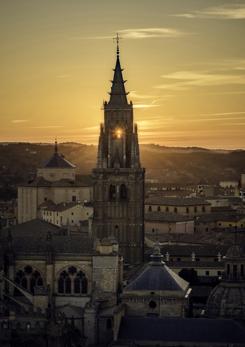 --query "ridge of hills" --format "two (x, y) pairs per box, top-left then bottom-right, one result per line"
(0, 143), (244, 200)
